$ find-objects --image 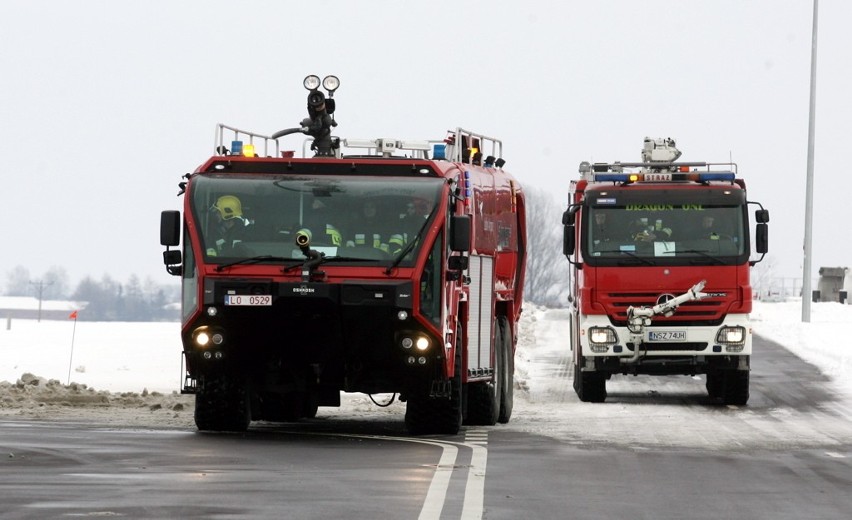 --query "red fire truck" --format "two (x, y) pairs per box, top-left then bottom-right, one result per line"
(160, 75), (526, 434)
(562, 138), (769, 404)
